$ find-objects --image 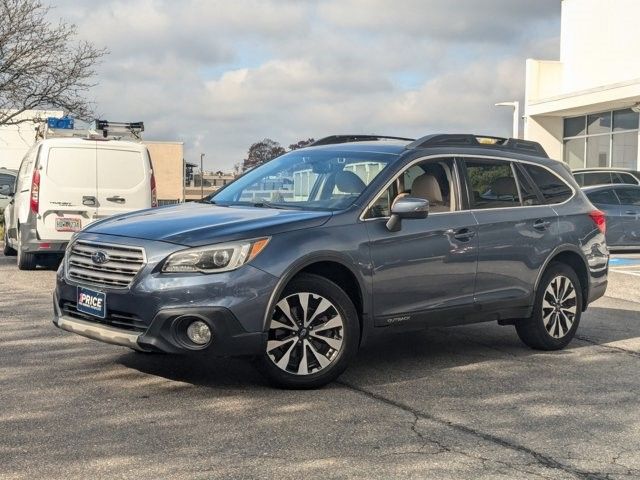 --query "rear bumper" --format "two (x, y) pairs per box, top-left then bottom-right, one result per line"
(588, 277), (608, 305)
(19, 220), (68, 253)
